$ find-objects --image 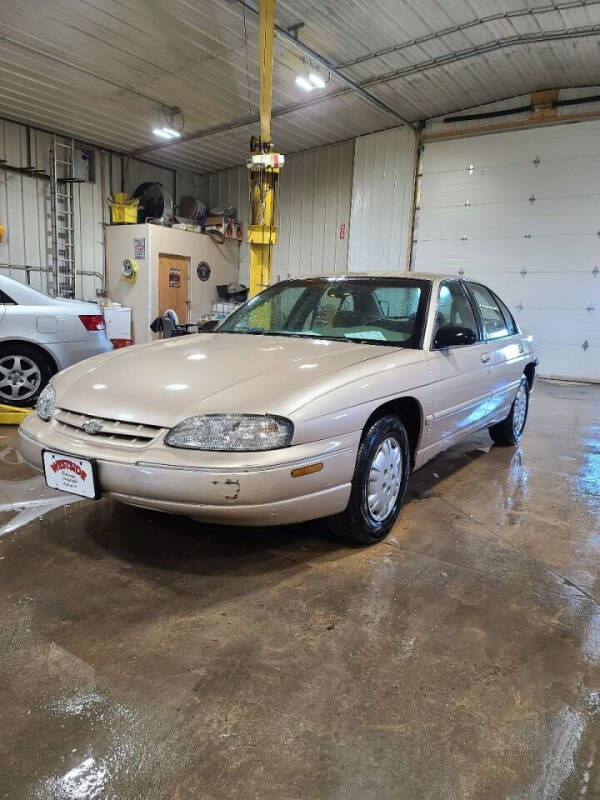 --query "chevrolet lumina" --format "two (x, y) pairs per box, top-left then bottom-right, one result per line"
(18, 273), (537, 544)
